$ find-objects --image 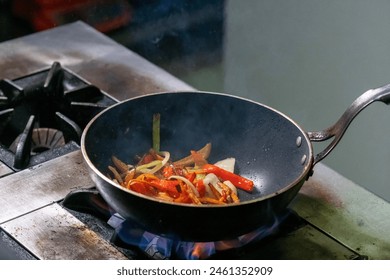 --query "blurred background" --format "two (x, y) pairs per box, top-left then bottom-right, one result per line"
(0, 0), (389, 202)
(0, 0), (225, 87)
